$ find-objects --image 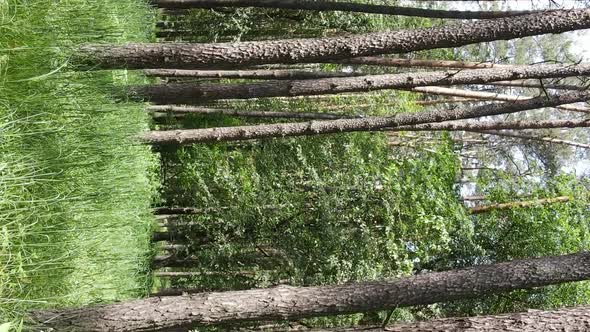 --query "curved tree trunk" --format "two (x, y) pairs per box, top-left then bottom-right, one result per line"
(76, 9), (590, 69)
(470, 196), (571, 214)
(132, 63), (590, 103)
(32, 251), (590, 332)
(140, 92), (590, 145)
(151, 0), (534, 19)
